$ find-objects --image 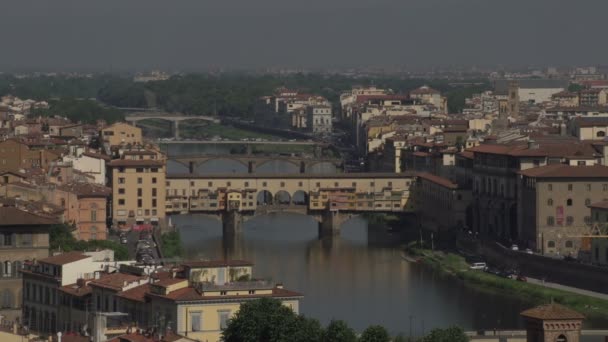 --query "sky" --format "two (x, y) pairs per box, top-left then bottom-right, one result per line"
(1, 0), (606, 71)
